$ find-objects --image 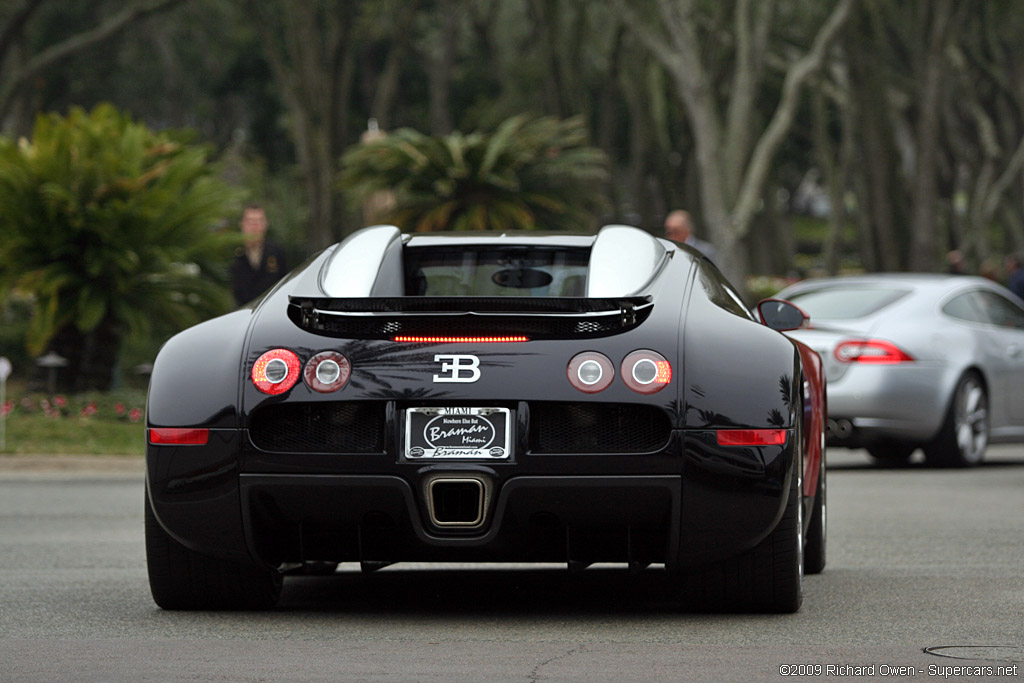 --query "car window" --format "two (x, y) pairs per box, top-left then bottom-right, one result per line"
(943, 290), (1024, 330)
(942, 292), (987, 324)
(976, 291), (1024, 330)
(785, 286), (910, 320)
(403, 247), (590, 296)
